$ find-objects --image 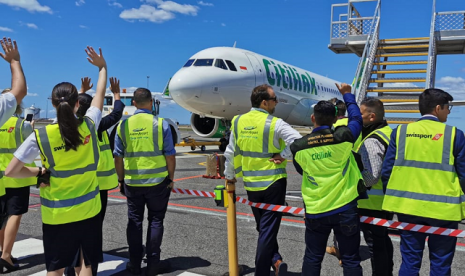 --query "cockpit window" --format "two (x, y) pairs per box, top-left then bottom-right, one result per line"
(183, 59), (195, 67)
(194, 59), (214, 66)
(225, 60), (237, 71)
(214, 59), (228, 70)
